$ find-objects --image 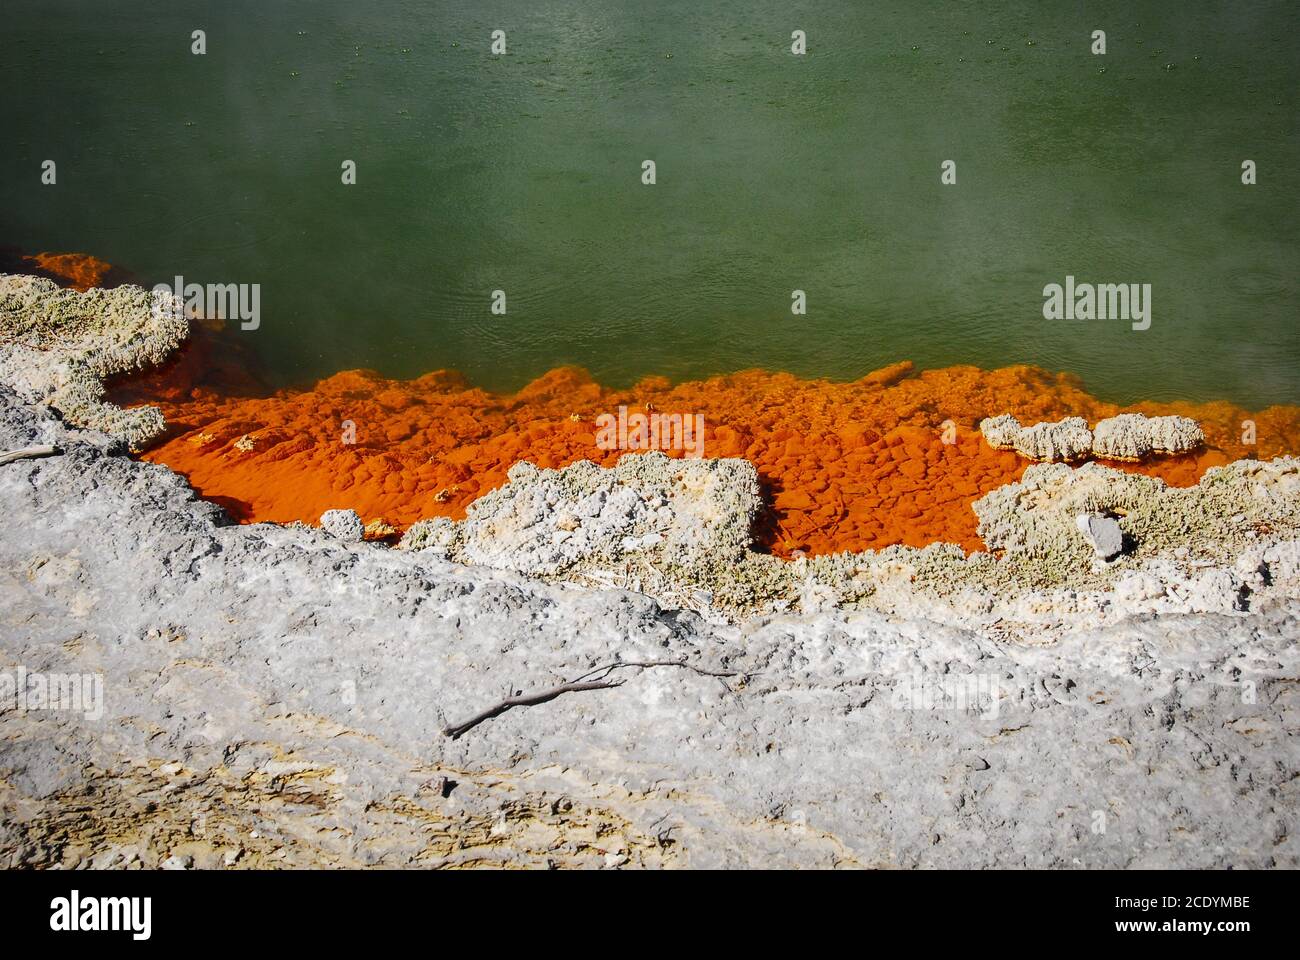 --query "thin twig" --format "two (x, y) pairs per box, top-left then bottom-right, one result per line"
(0, 445), (60, 466)
(443, 678), (625, 740)
(442, 659), (739, 740)
(570, 659), (738, 683)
